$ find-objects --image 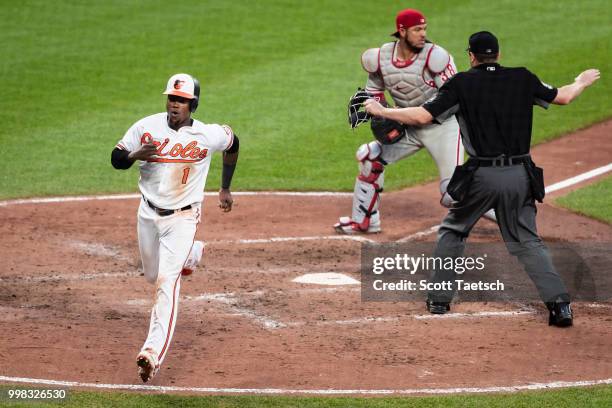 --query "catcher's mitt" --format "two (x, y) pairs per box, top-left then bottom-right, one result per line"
(370, 116), (406, 145)
(348, 88), (374, 129)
